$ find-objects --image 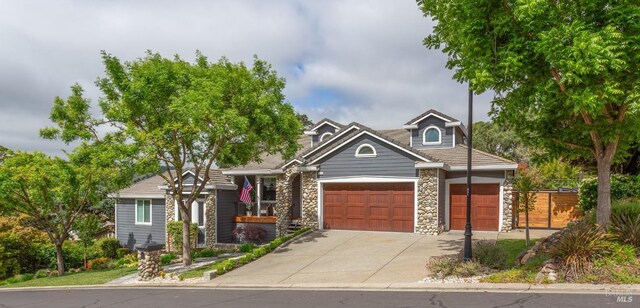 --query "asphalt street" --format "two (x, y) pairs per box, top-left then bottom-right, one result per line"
(0, 288), (632, 308)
